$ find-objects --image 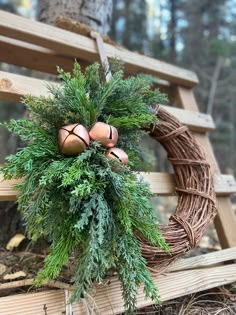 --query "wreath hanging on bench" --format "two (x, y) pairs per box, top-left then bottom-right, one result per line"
(0, 61), (216, 314)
